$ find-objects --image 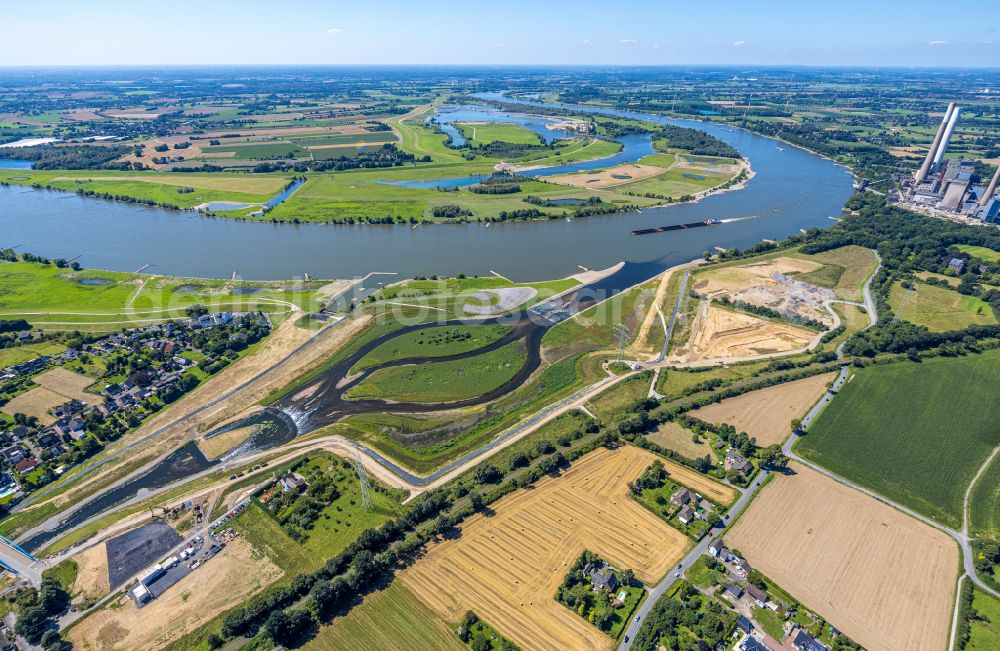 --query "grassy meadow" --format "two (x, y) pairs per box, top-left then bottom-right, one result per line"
(888, 280), (996, 331)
